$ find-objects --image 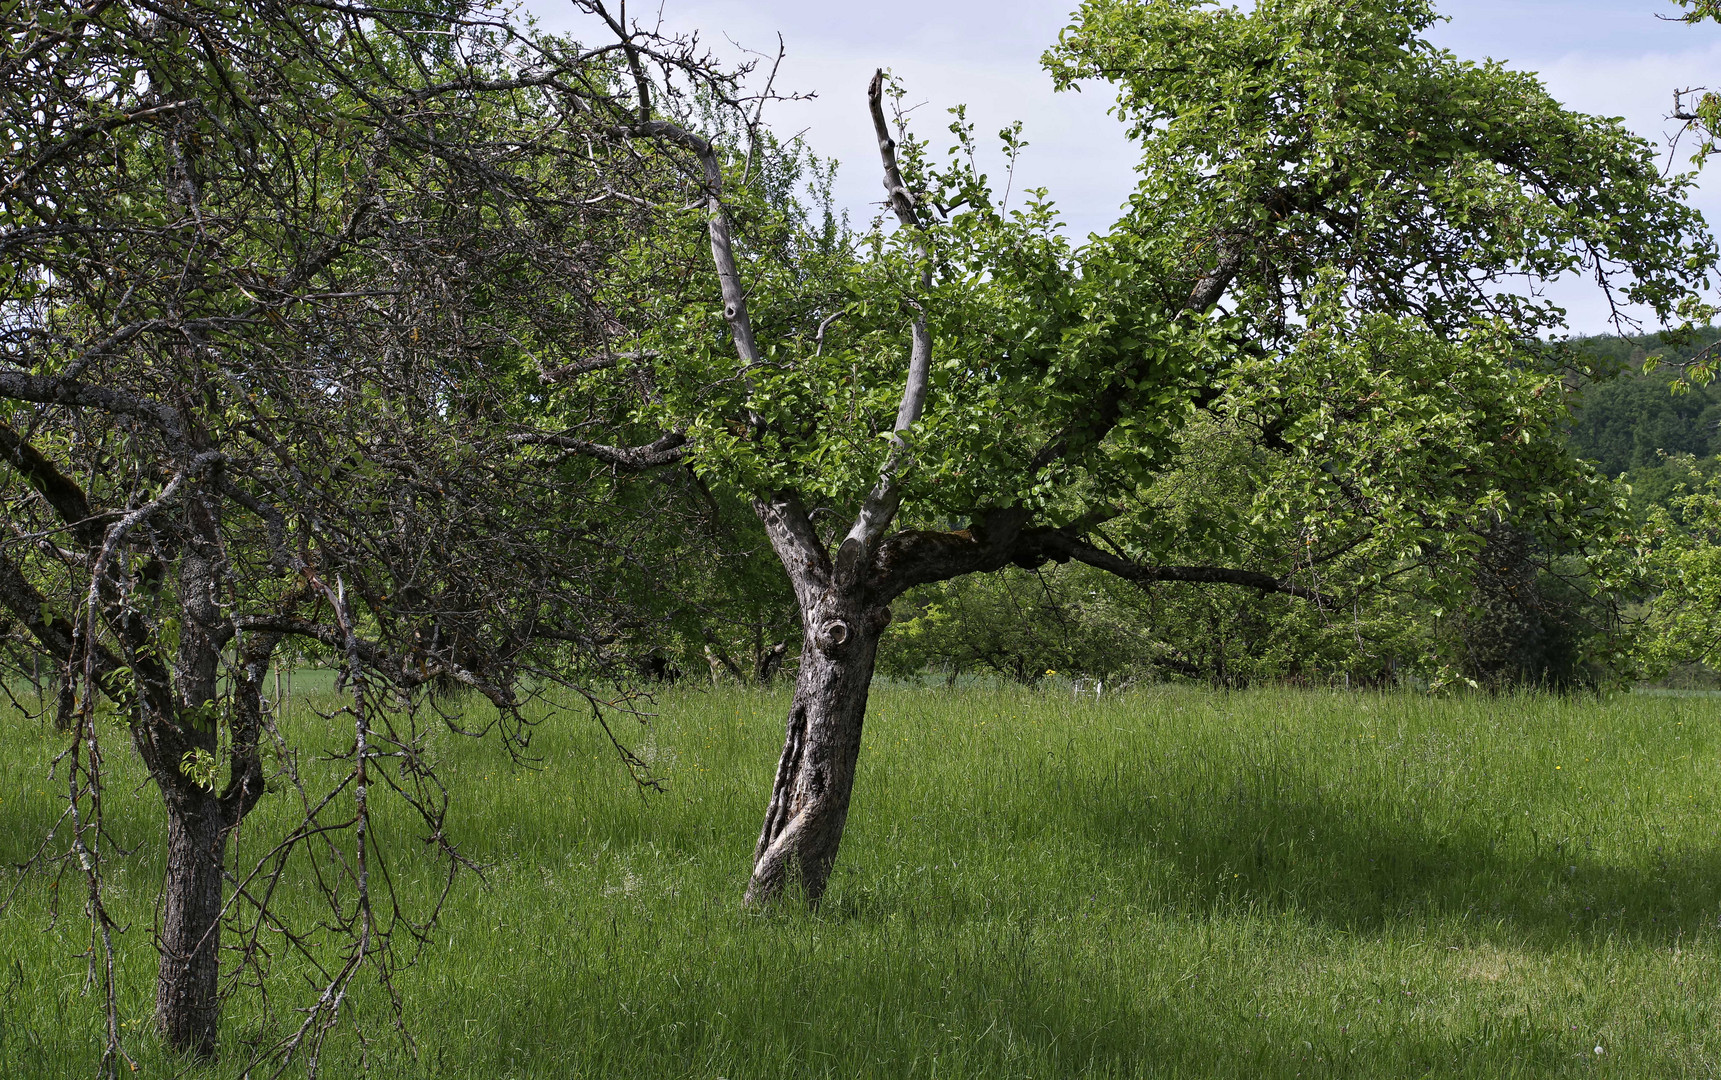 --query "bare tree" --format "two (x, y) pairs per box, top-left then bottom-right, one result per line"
(0, 0), (709, 1067)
